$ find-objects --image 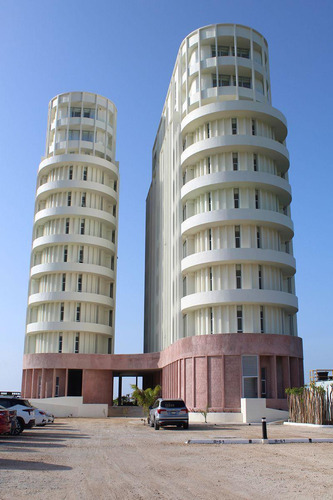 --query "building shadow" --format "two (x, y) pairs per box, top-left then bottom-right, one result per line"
(0, 458), (72, 471)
